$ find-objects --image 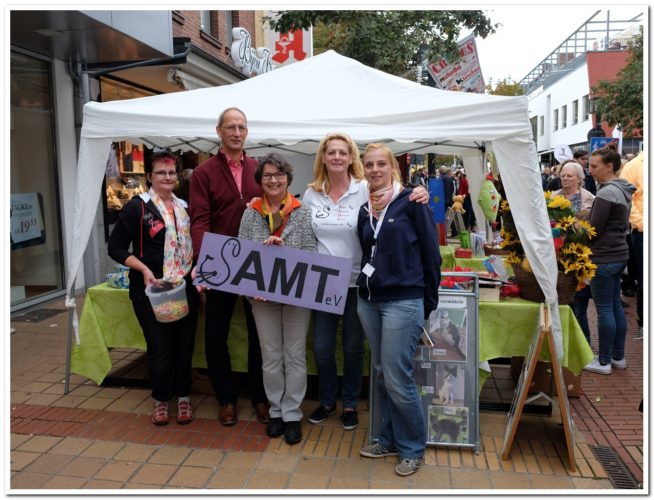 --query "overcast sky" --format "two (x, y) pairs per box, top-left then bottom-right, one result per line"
(471, 5), (646, 86)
